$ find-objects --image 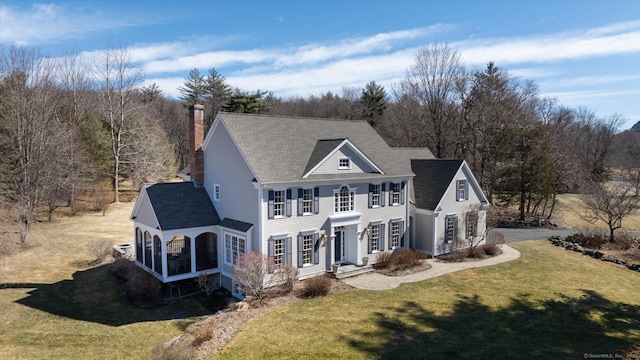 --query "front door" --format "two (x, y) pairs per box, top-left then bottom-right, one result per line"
(335, 227), (346, 263)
